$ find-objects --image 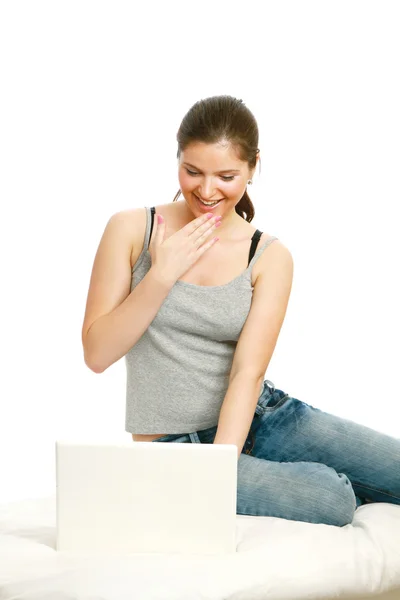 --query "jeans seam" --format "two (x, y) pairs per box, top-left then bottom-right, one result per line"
(352, 481), (400, 501)
(244, 429), (255, 455)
